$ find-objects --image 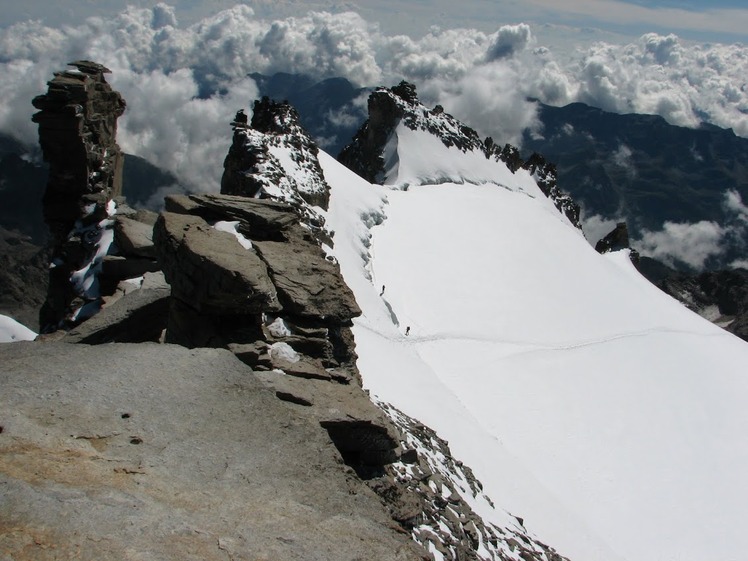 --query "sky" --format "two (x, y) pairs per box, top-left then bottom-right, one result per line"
(2, 0), (748, 43)
(2, 0), (748, 267)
